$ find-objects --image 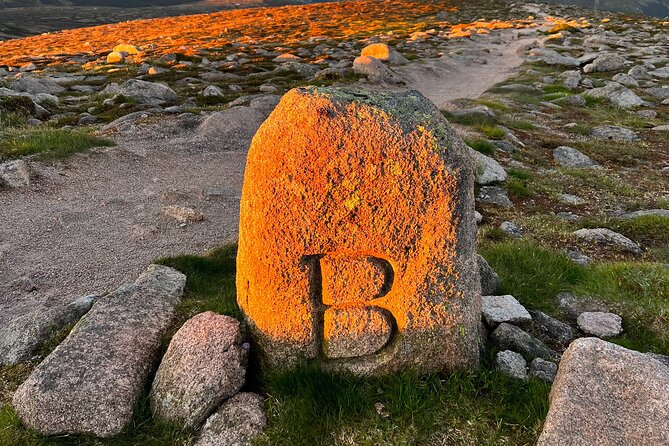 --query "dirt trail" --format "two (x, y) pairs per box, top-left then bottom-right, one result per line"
(0, 27), (535, 320)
